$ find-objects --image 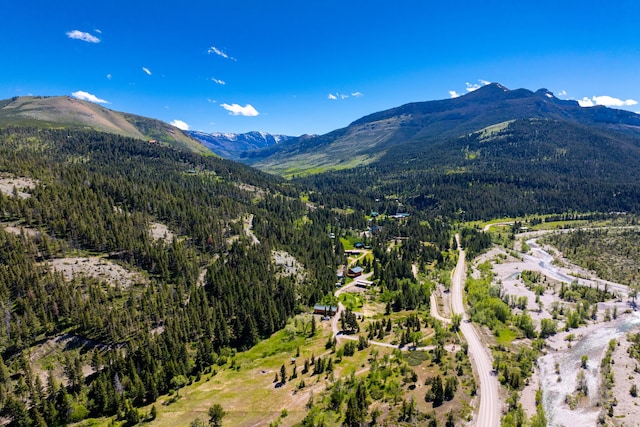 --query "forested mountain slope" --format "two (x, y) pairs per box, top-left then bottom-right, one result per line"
(0, 126), (343, 424)
(297, 118), (640, 219)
